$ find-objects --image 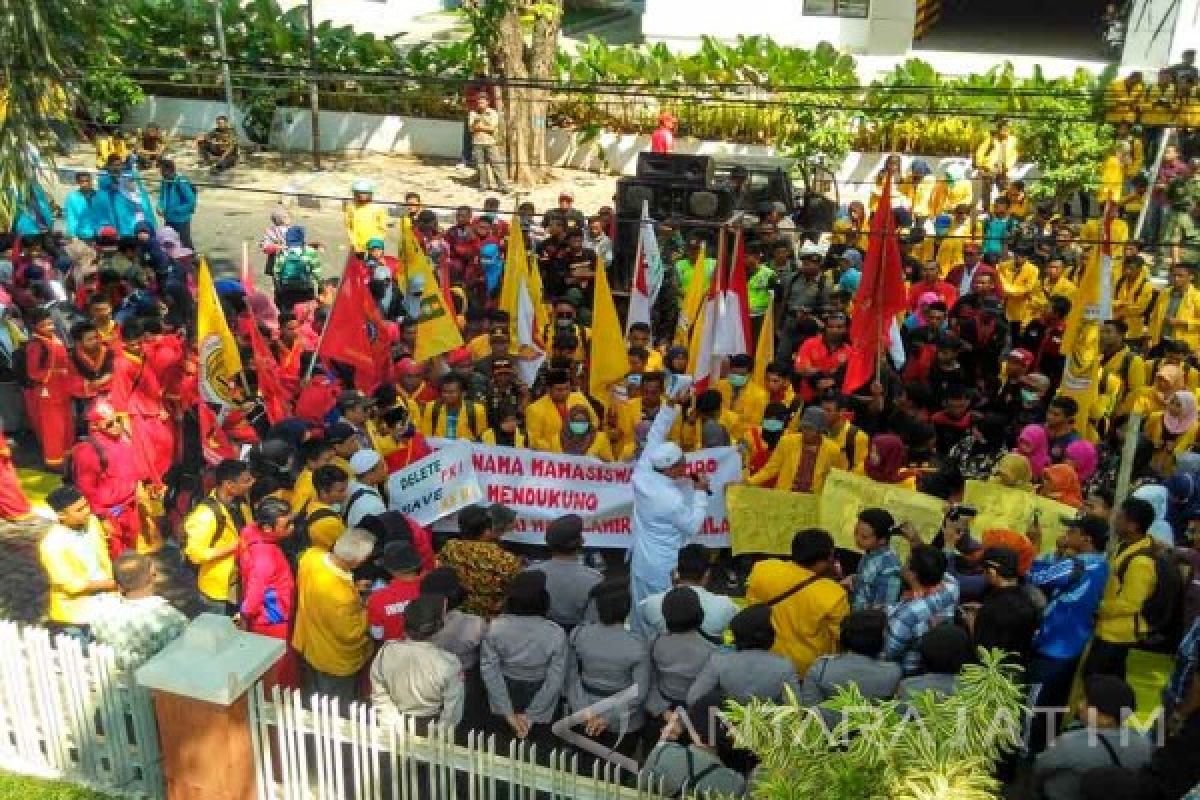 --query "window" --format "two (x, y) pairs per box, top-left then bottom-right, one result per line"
(803, 0), (869, 18)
